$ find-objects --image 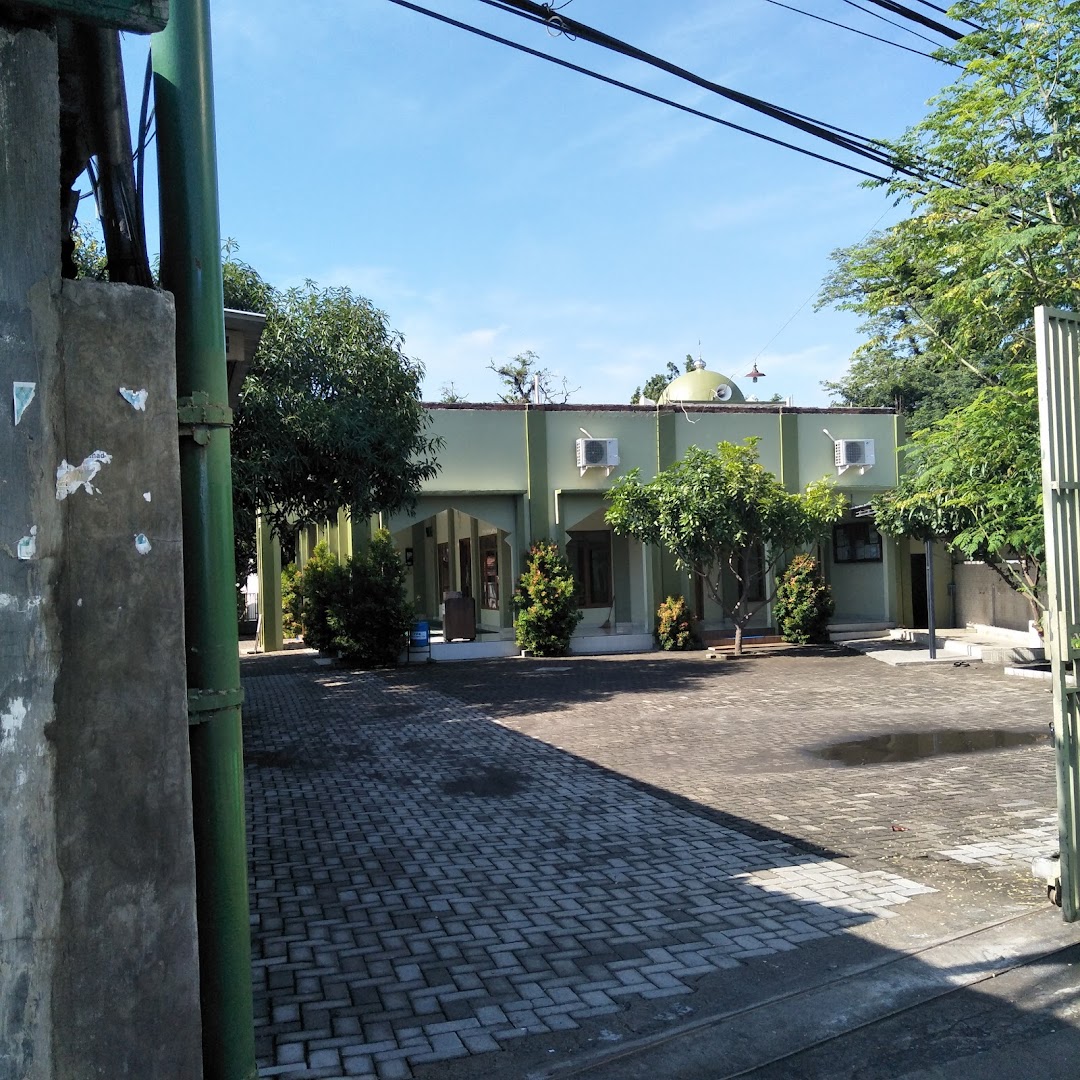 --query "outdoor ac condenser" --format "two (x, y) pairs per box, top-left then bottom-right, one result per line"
(834, 438), (875, 472)
(576, 438), (619, 470)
